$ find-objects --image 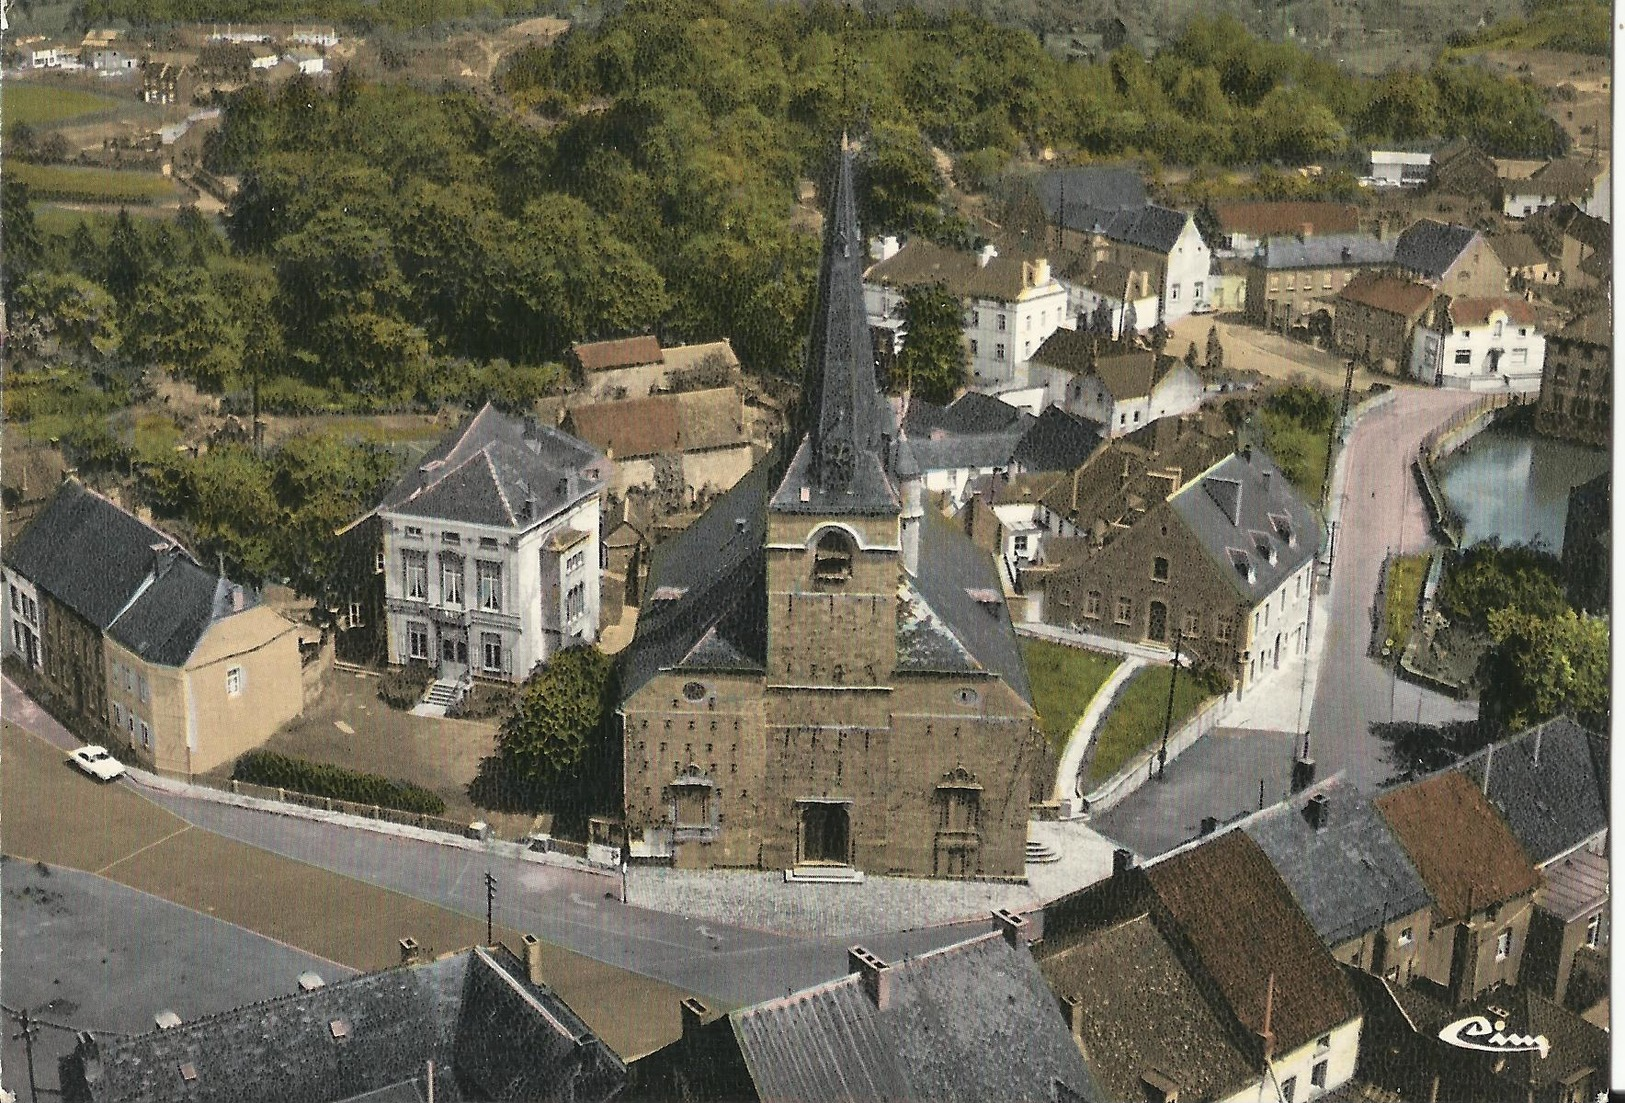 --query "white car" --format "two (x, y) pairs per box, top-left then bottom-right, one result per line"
(69, 745), (127, 782)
